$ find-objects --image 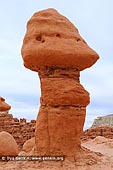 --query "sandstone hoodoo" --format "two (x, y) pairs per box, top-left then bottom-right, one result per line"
(0, 97), (11, 114)
(21, 8), (99, 157)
